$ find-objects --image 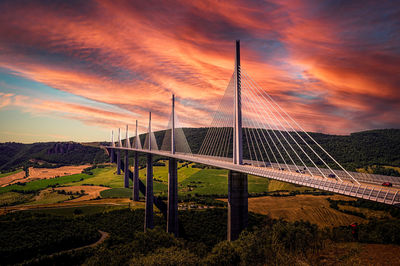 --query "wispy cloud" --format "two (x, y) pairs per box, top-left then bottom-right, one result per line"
(0, 0), (399, 139)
